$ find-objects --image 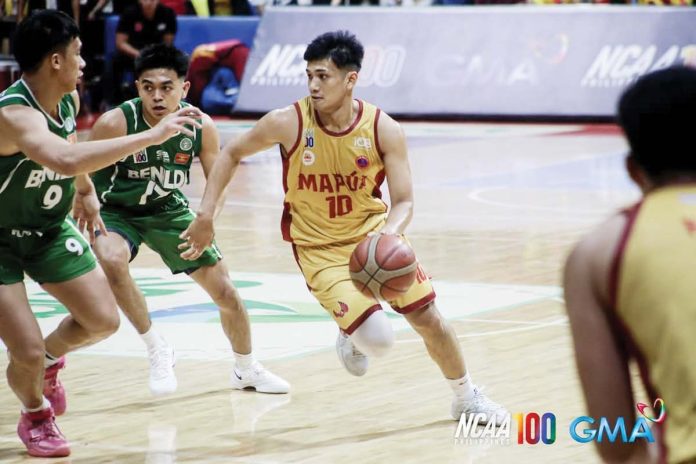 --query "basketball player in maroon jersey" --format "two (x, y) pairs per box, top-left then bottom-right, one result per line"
(565, 67), (696, 463)
(180, 31), (507, 422)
